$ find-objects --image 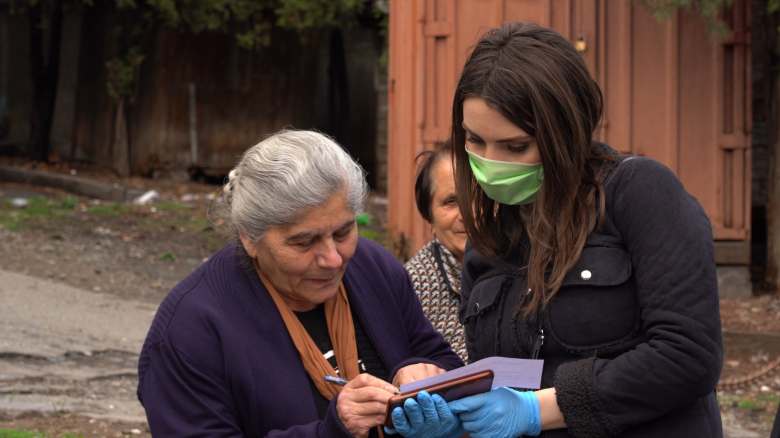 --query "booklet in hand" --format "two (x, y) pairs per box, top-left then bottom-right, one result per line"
(385, 356), (544, 427)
